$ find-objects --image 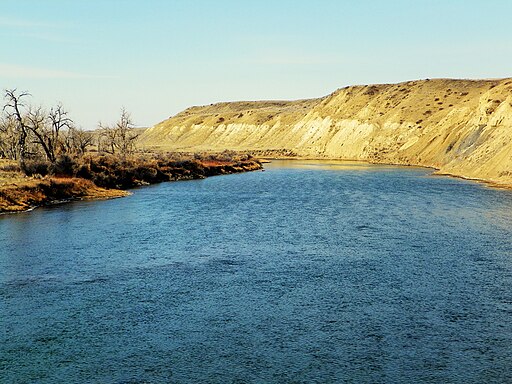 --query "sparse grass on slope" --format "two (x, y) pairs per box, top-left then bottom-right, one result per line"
(139, 78), (512, 186)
